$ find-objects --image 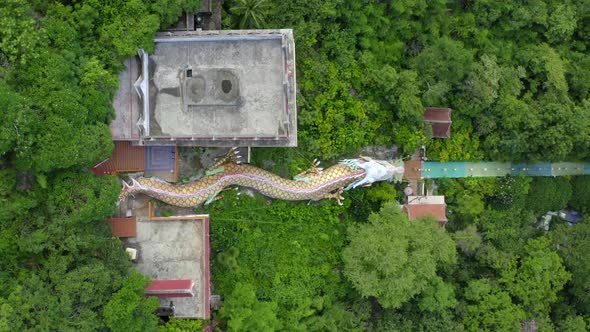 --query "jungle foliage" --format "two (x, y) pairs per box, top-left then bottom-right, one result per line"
(206, 174), (589, 331)
(204, 192), (360, 330)
(225, 0), (590, 162)
(0, 0), (199, 330)
(1, 0), (590, 331)
(213, 0), (590, 330)
(342, 202), (457, 309)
